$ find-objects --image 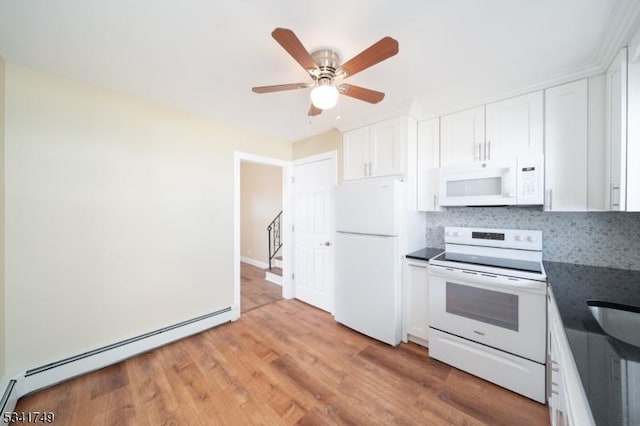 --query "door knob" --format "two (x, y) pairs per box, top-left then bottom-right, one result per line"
(321, 241), (331, 246)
